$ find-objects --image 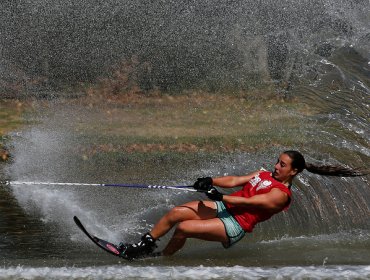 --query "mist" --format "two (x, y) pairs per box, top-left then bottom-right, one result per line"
(1, 0), (369, 94)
